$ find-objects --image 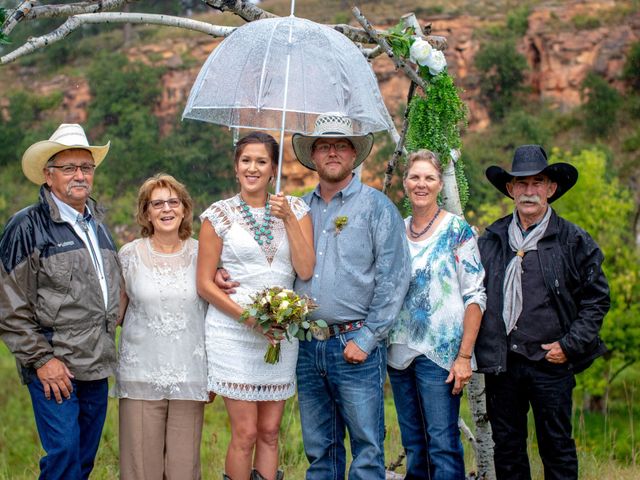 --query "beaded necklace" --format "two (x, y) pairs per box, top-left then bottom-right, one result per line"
(239, 195), (274, 246)
(409, 207), (441, 239)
